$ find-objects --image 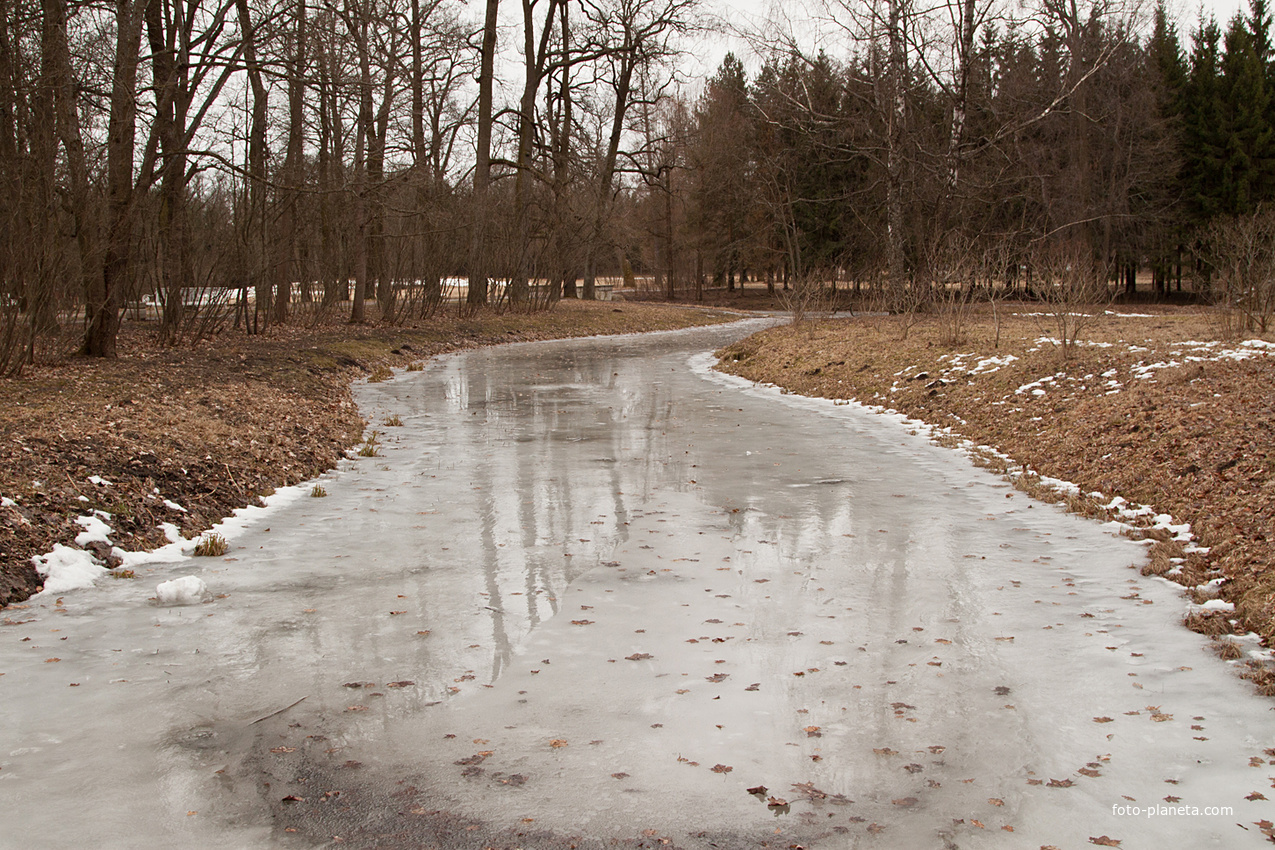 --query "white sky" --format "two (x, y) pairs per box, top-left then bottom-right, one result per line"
(688, 0), (1260, 84)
